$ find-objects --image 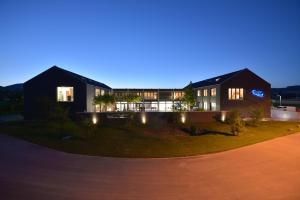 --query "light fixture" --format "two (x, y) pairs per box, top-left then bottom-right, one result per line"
(181, 113), (186, 123)
(221, 111), (226, 122)
(92, 115), (97, 124)
(141, 113), (146, 124)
